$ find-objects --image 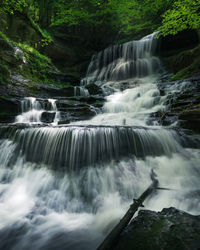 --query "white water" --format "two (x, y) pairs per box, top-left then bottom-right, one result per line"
(74, 86), (89, 97)
(81, 33), (162, 86)
(0, 33), (200, 250)
(74, 77), (165, 126)
(15, 97), (60, 125)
